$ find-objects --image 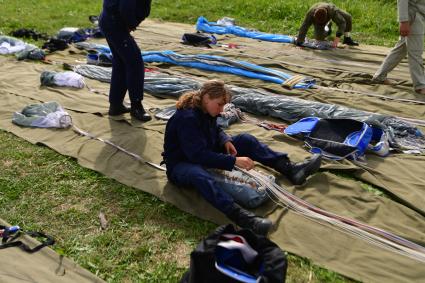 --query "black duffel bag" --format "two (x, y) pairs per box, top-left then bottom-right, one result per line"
(181, 224), (287, 283)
